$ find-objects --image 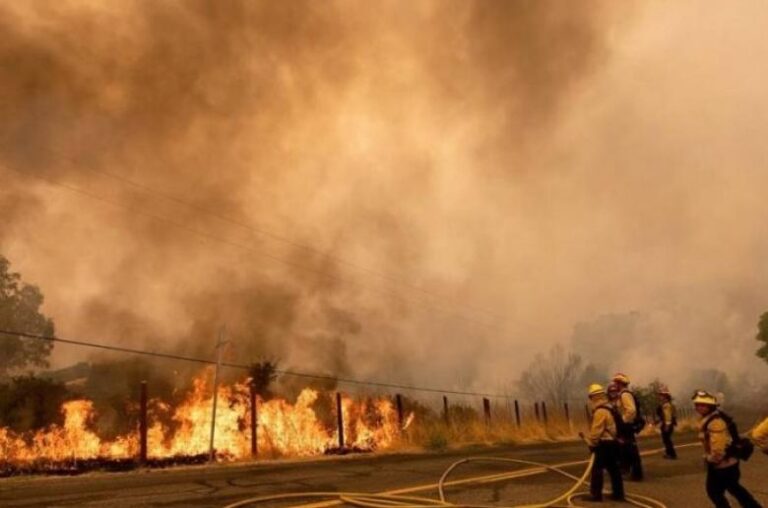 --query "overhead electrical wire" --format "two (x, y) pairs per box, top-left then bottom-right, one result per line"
(0, 328), (512, 398)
